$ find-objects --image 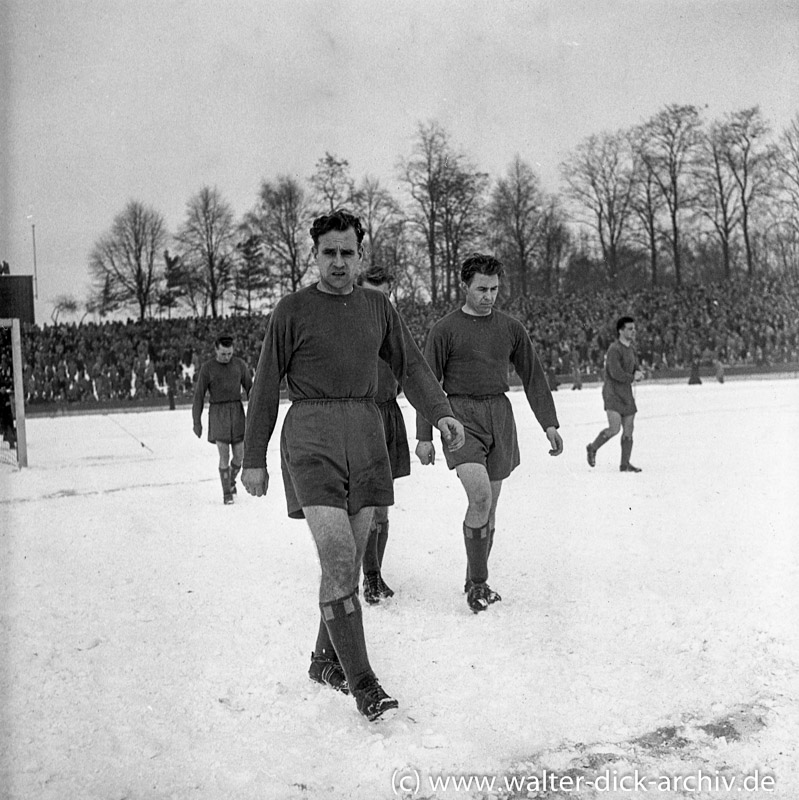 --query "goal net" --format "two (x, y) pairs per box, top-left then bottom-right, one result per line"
(1, 319), (28, 468)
